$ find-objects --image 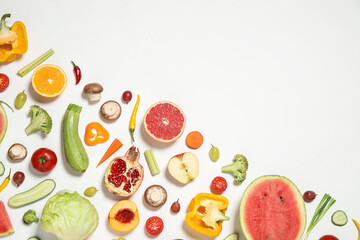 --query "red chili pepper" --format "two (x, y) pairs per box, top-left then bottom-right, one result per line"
(71, 61), (82, 85)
